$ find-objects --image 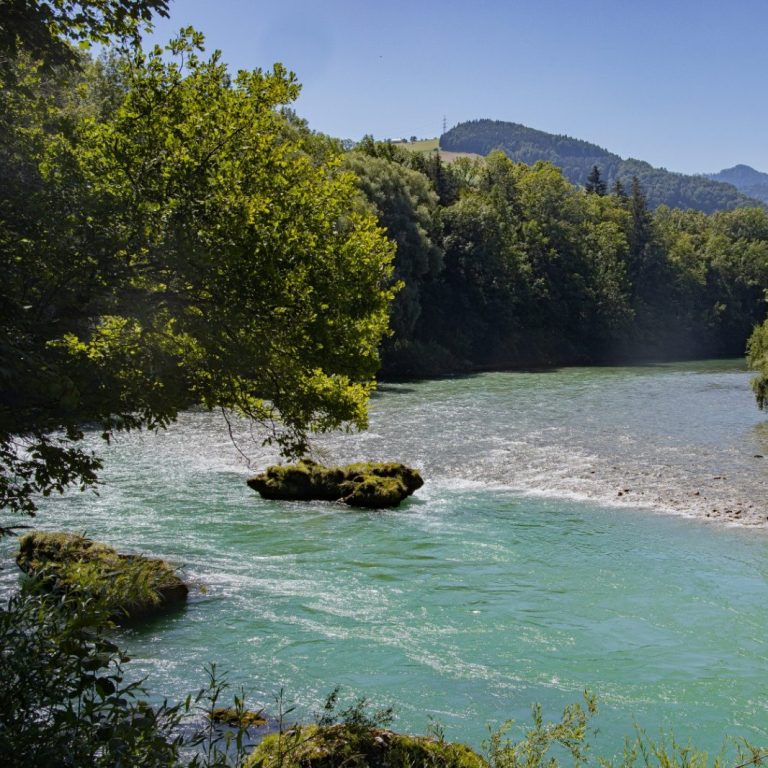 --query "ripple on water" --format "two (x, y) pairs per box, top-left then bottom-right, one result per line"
(2, 361), (768, 755)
